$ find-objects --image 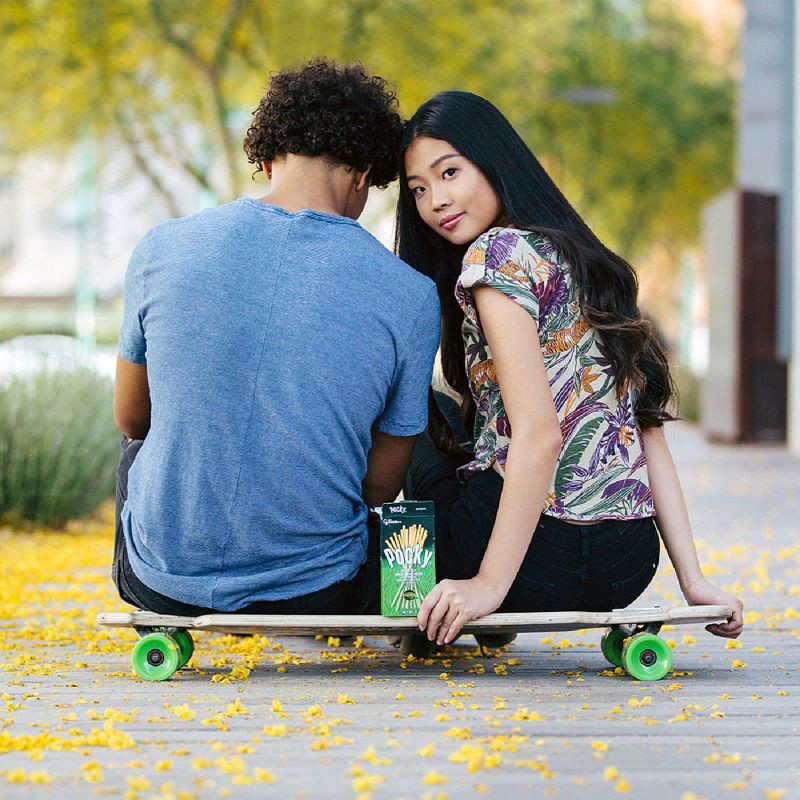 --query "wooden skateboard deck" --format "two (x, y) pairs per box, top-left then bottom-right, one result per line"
(97, 605), (732, 683)
(97, 605), (731, 637)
